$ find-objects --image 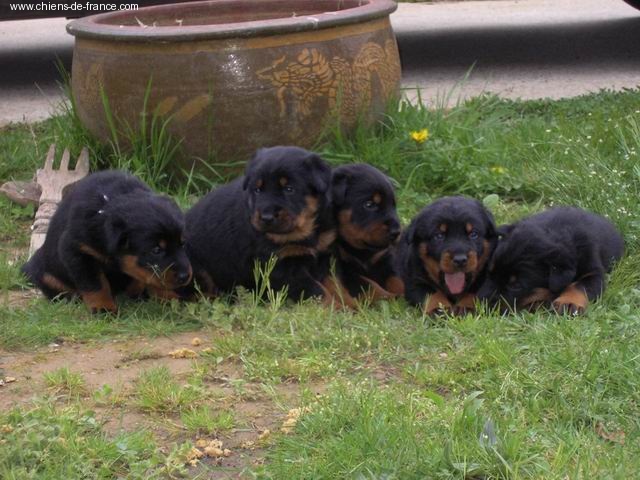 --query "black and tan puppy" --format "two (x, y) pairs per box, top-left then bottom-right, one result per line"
(184, 146), (336, 301)
(397, 196), (497, 315)
(22, 170), (192, 313)
(477, 207), (624, 314)
(331, 163), (403, 301)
